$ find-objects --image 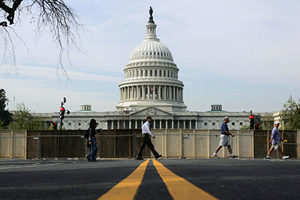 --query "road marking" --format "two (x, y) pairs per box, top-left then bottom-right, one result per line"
(98, 160), (149, 200)
(153, 160), (218, 200)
